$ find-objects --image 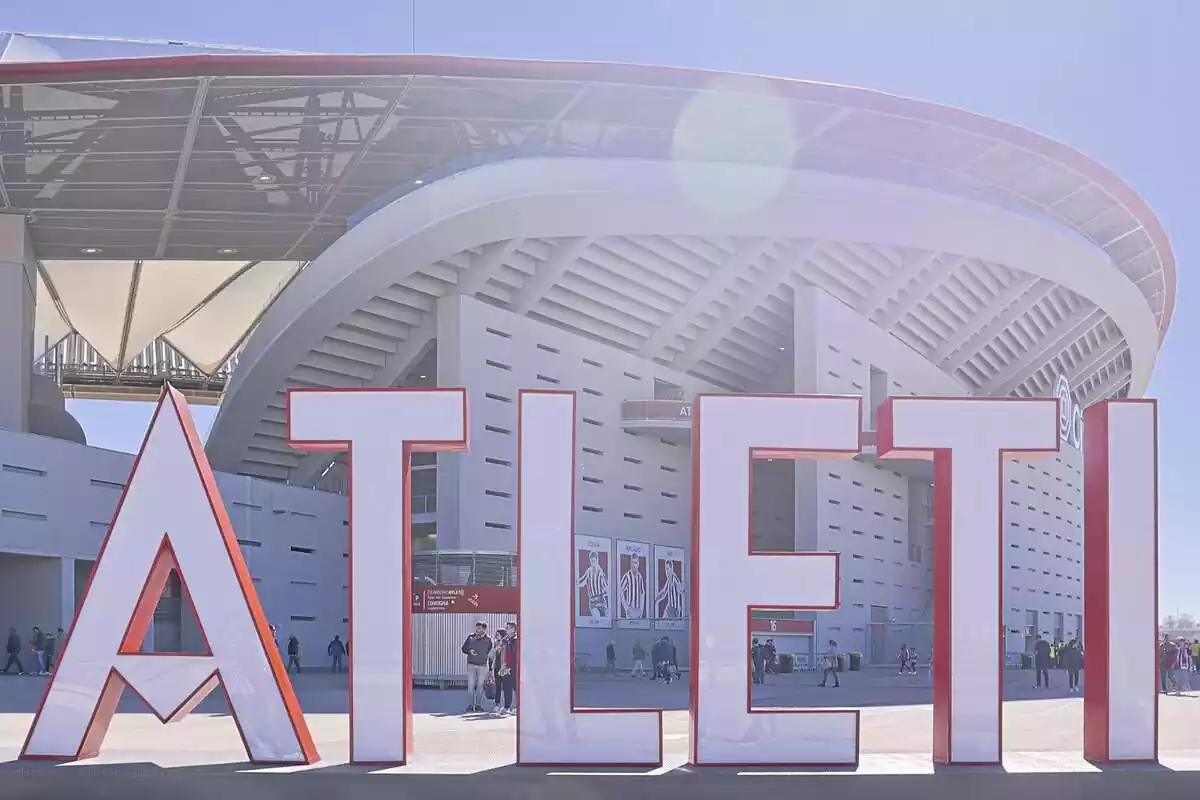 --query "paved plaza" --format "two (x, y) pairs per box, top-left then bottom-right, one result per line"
(0, 668), (1195, 773)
